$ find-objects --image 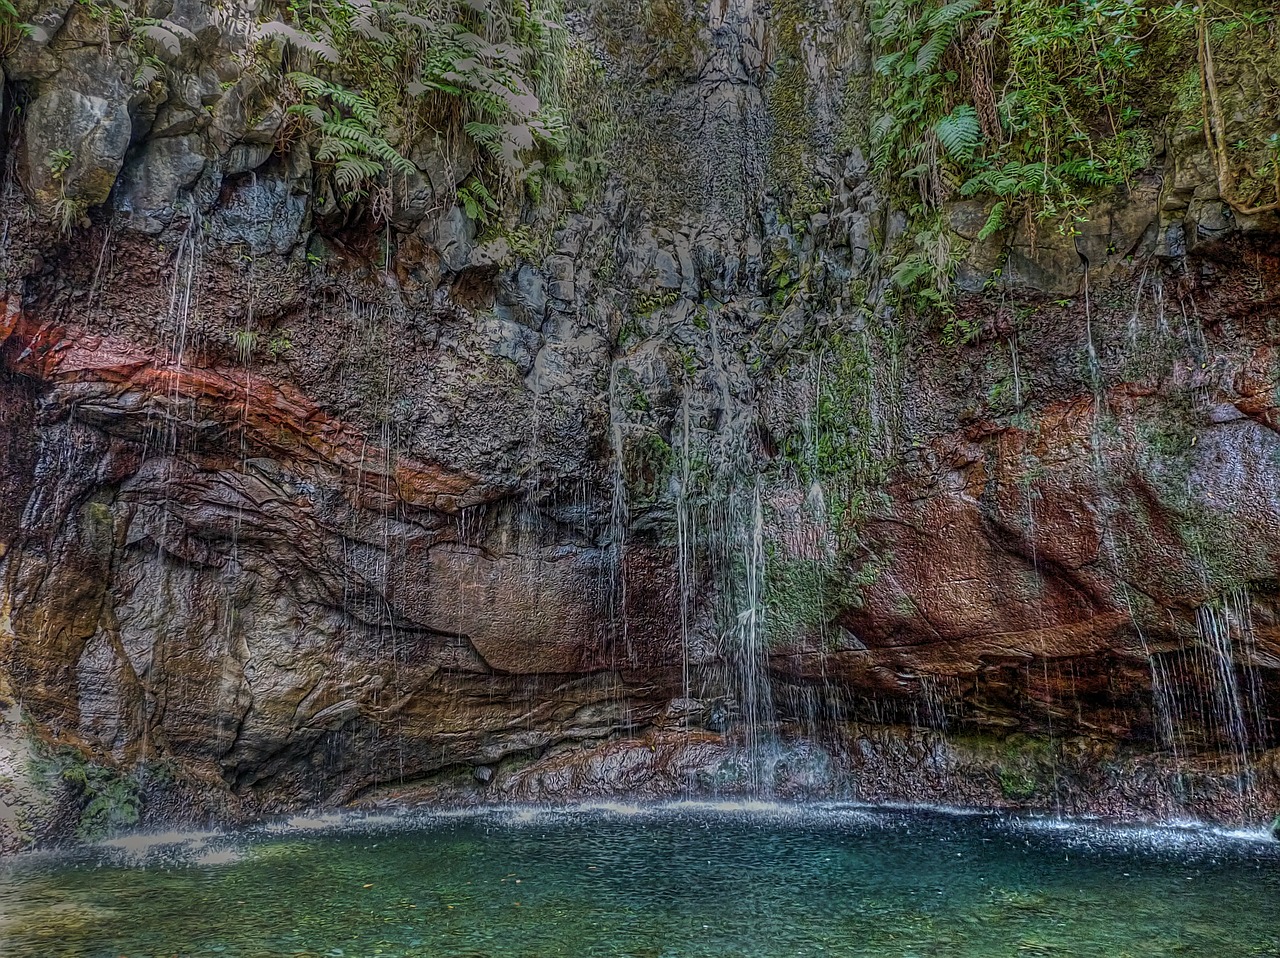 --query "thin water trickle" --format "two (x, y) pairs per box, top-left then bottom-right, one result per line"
(607, 361), (631, 665)
(1008, 334), (1022, 409)
(1192, 587), (1263, 794)
(675, 389), (695, 731)
(734, 477), (776, 789)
